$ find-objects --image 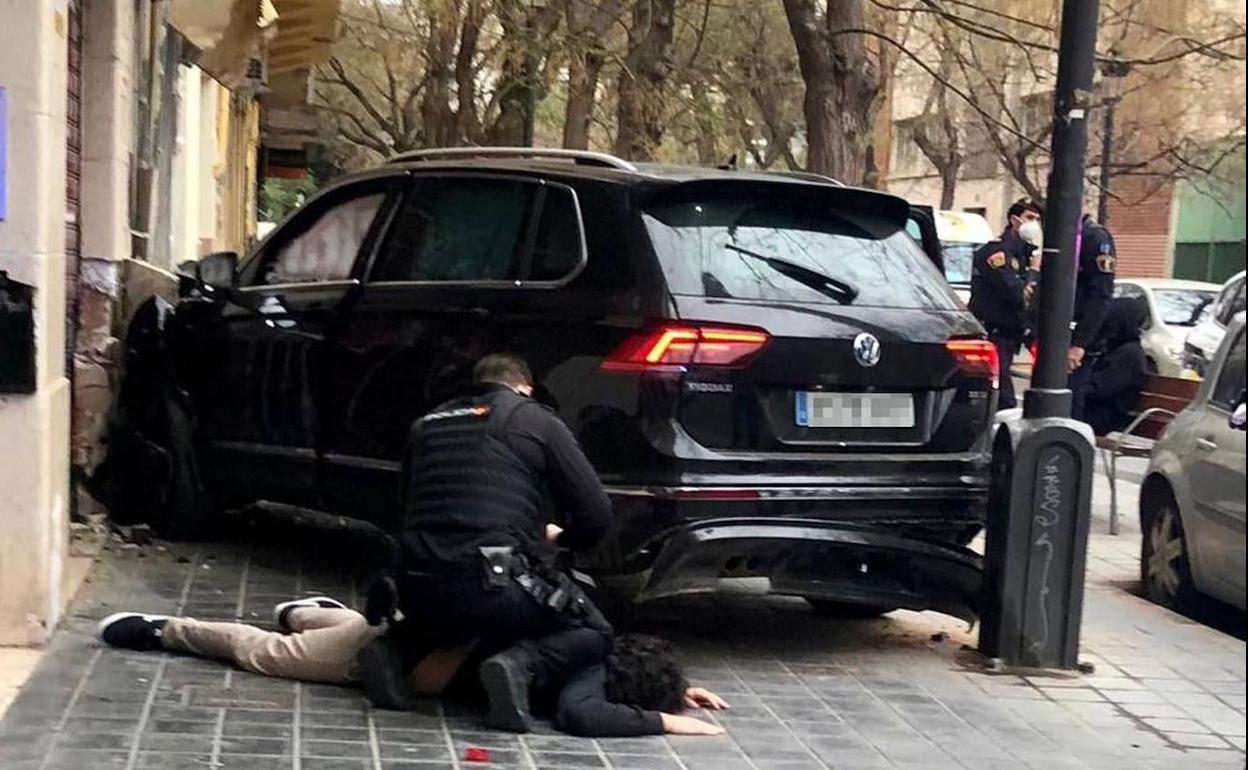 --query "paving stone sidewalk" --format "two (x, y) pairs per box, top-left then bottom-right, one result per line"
(1, 475), (1243, 770)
